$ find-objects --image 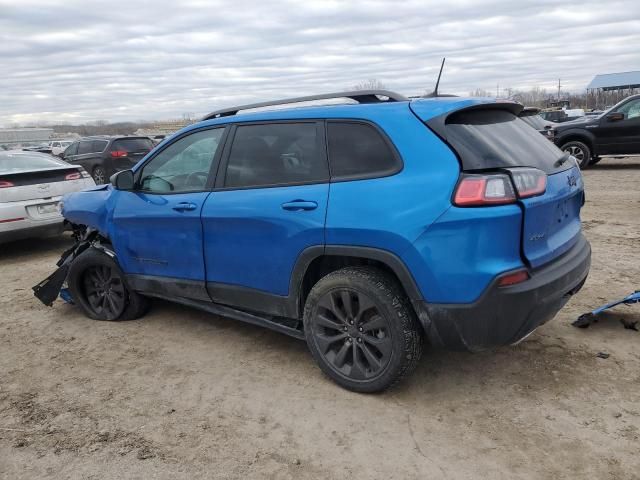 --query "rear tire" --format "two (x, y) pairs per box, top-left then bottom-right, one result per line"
(92, 166), (107, 184)
(303, 266), (423, 393)
(561, 141), (591, 168)
(67, 248), (150, 321)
